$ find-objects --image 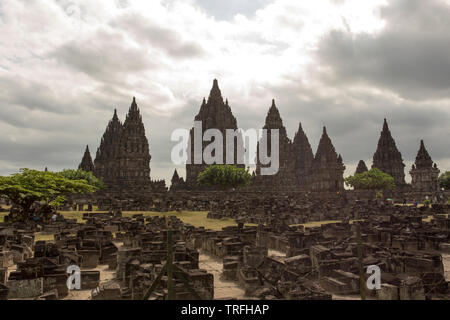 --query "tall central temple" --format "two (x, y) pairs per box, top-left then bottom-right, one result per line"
(185, 79), (245, 187)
